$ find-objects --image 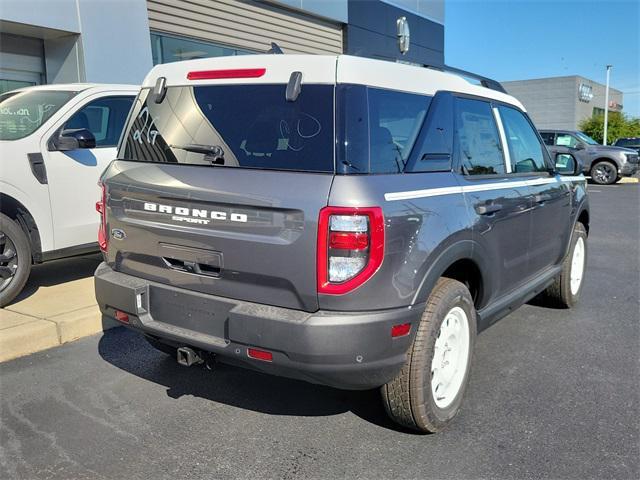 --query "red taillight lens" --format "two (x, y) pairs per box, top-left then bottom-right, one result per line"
(97, 182), (107, 252)
(317, 206), (384, 295)
(247, 348), (273, 362)
(187, 68), (266, 80)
